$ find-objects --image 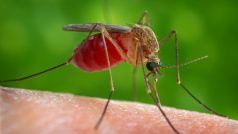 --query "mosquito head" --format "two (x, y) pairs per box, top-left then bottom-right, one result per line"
(146, 61), (159, 71)
(146, 58), (160, 82)
(146, 57), (160, 74)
